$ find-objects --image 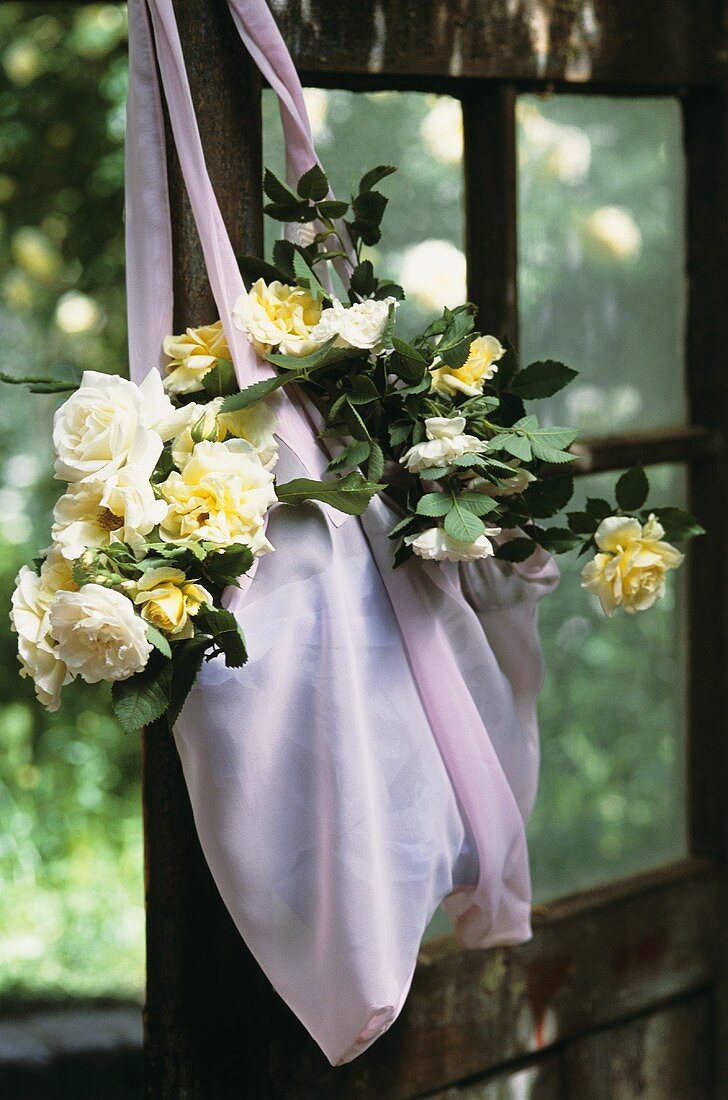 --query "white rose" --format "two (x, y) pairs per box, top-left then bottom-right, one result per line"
(170, 399), (224, 471)
(159, 439), (277, 555)
(401, 416), (489, 474)
(53, 370), (184, 484)
(49, 584), (152, 683)
(10, 558), (75, 711)
(405, 526), (500, 562)
(311, 296), (396, 352)
(53, 428), (166, 558)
